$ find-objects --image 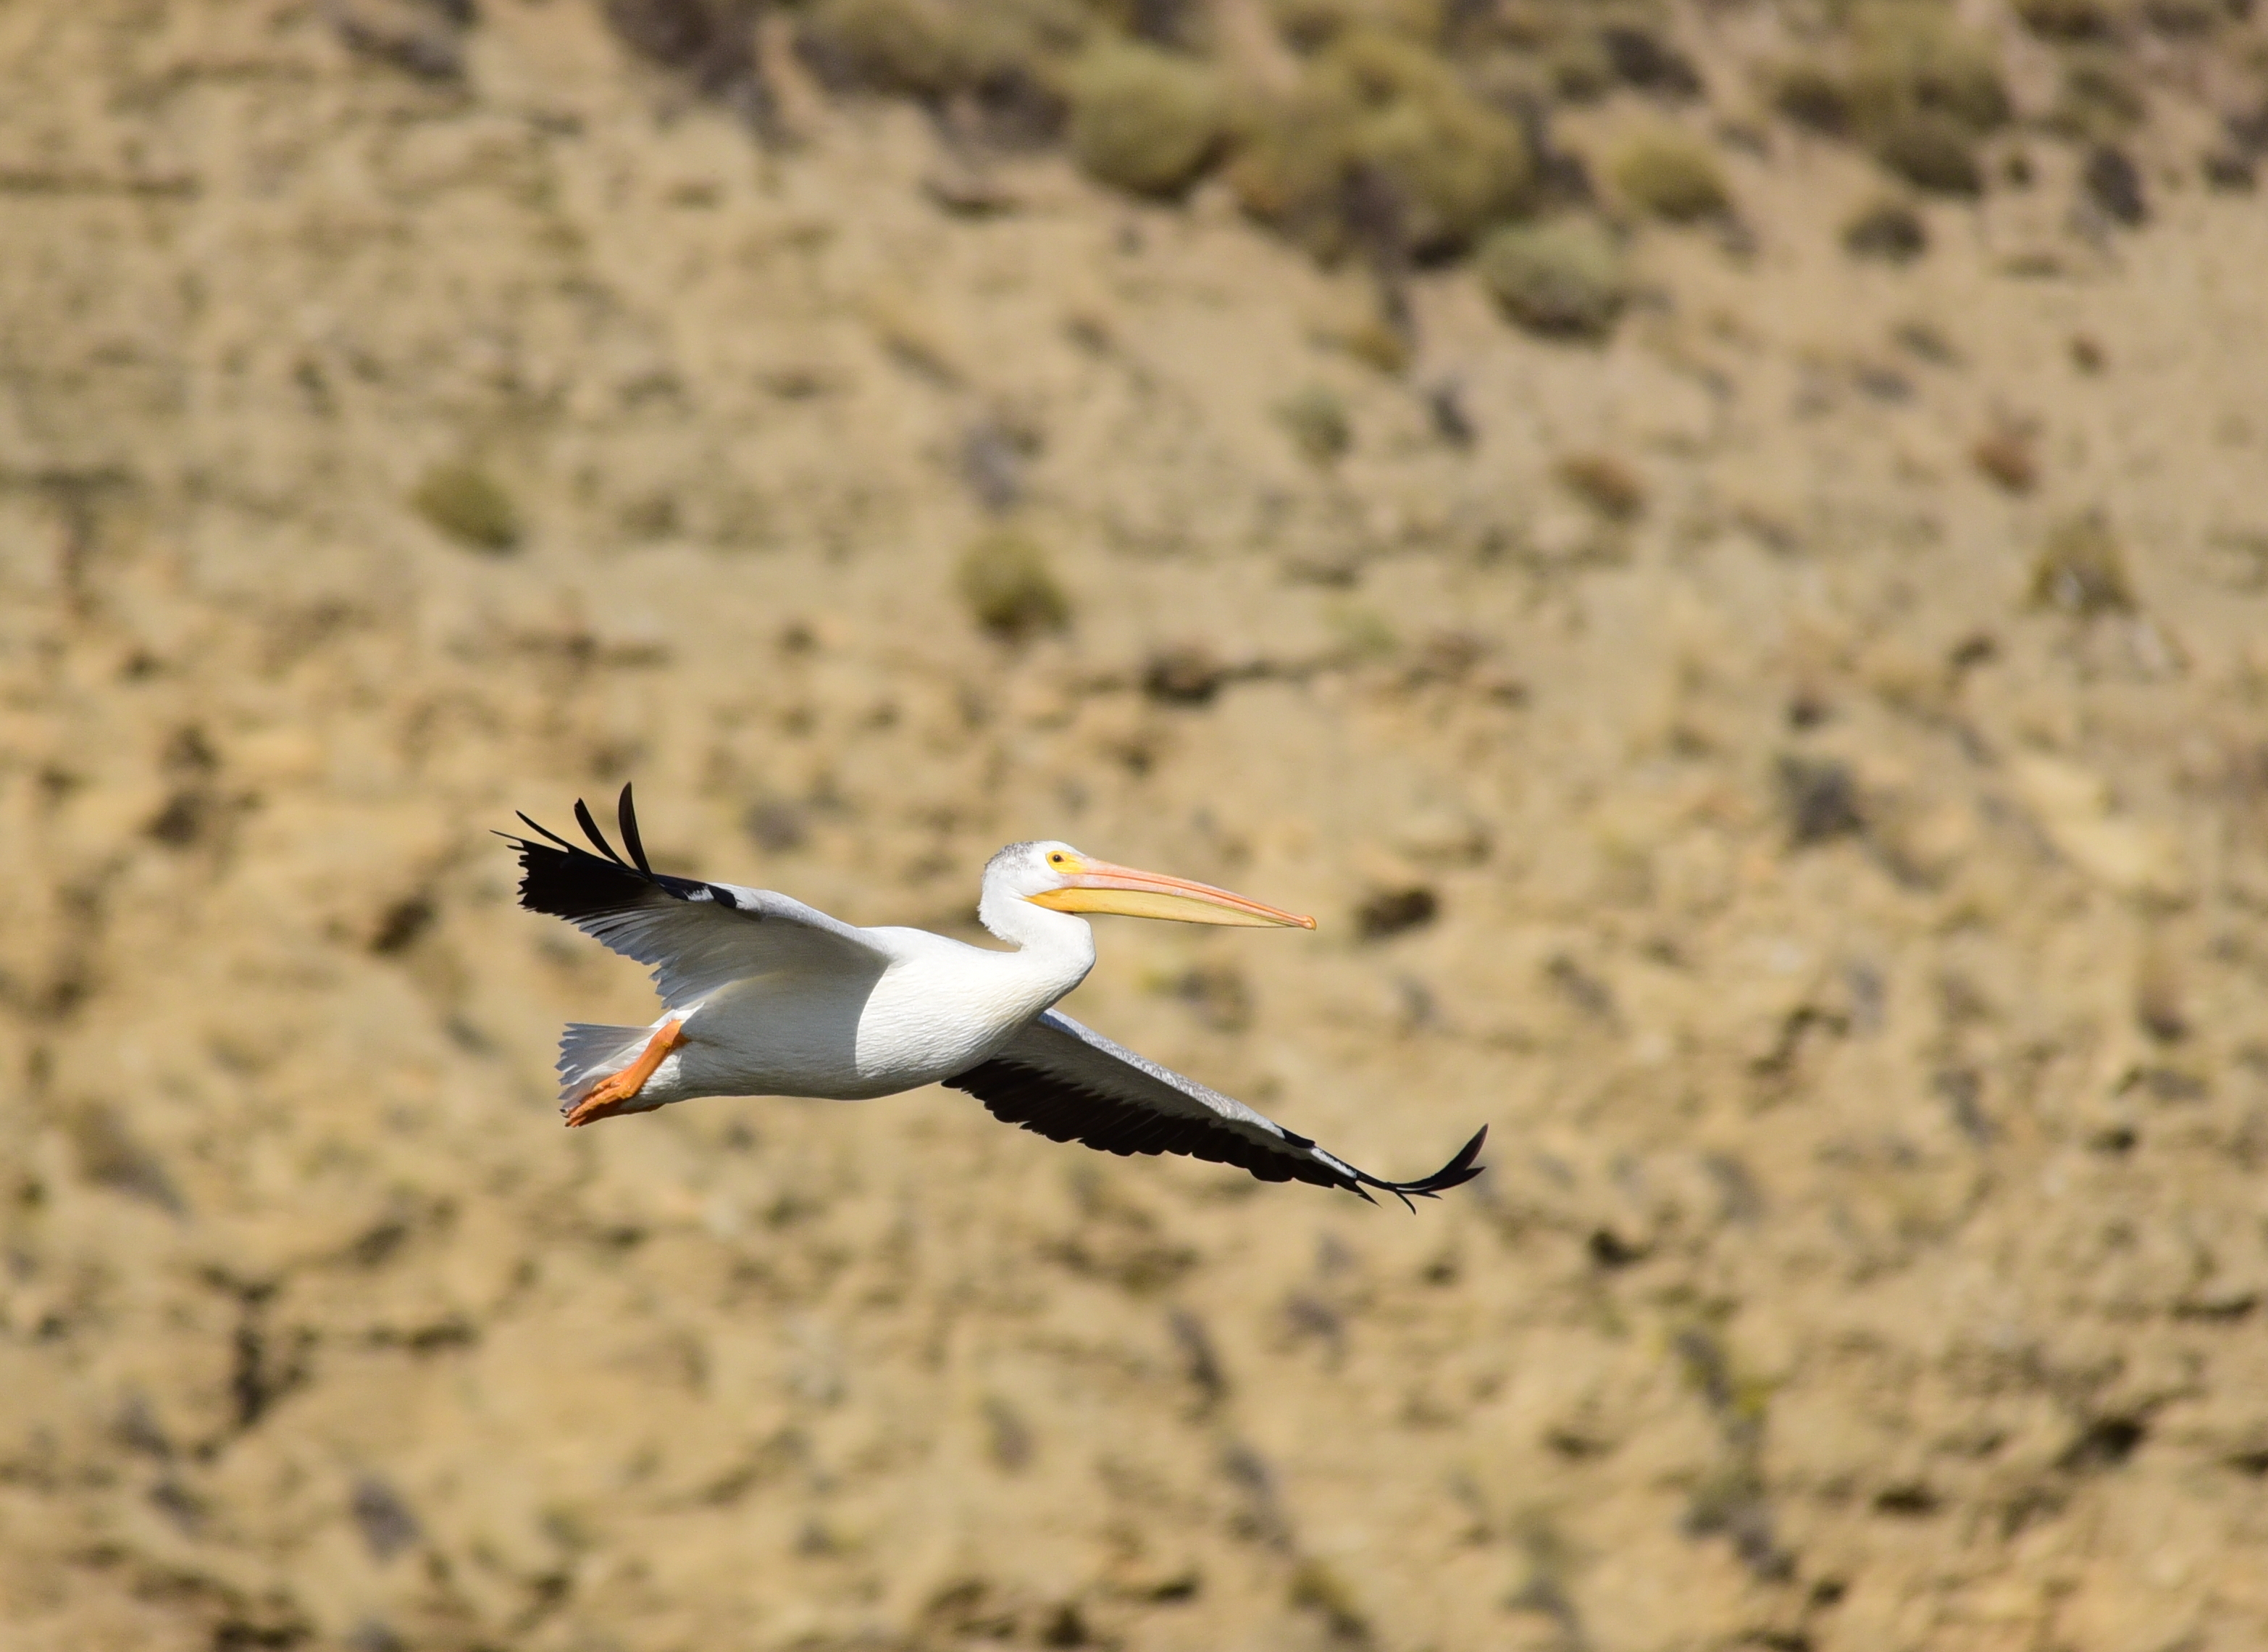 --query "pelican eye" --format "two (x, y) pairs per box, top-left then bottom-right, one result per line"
(1047, 852), (1068, 865)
